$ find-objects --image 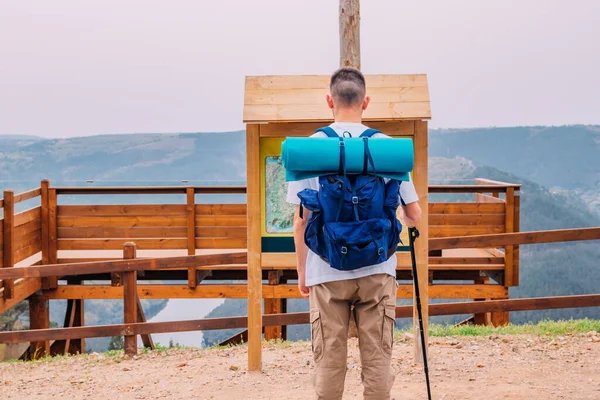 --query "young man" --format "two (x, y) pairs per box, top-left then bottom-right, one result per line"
(286, 67), (422, 400)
